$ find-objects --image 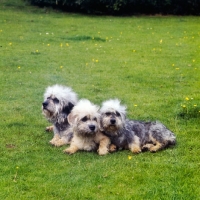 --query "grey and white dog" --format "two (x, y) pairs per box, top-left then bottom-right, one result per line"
(42, 84), (78, 146)
(99, 99), (176, 153)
